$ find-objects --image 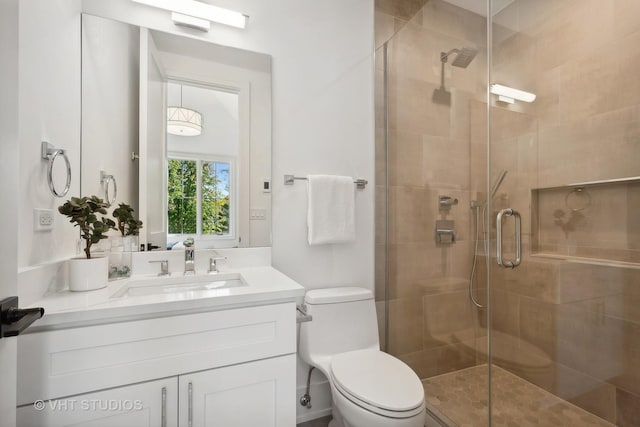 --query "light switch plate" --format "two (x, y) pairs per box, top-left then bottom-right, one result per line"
(250, 209), (266, 220)
(34, 209), (54, 231)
